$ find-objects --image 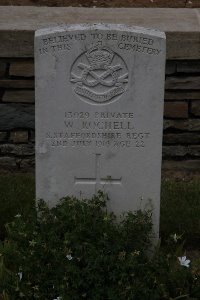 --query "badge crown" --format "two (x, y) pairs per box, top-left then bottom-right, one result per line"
(86, 47), (114, 68)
